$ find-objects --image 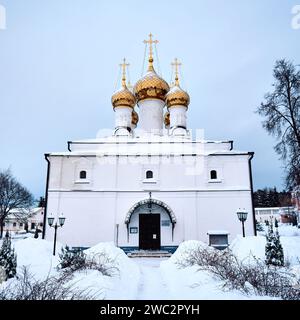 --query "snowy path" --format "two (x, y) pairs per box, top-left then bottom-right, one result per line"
(133, 258), (170, 300)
